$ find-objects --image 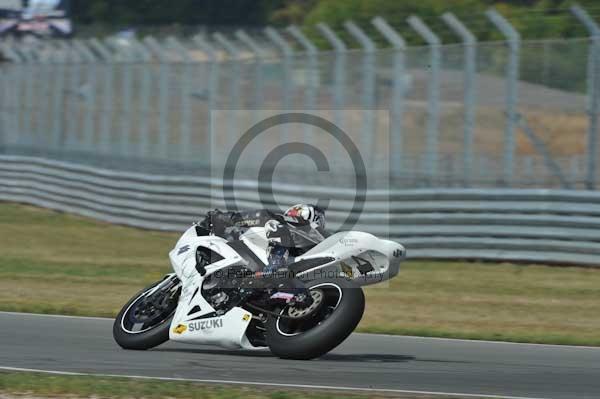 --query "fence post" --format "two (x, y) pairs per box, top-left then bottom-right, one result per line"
(12, 44), (25, 143)
(0, 43), (23, 148)
(193, 35), (219, 167)
(129, 38), (152, 158)
(213, 32), (242, 146)
(17, 48), (36, 146)
(67, 41), (86, 151)
(442, 12), (477, 187)
(316, 26), (348, 171)
(235, 29), (266, 110)
(235, 29), (267, 157)
(486, 8), (520, 187)
(408, 16), (441, 184)
(287, 25), (318, 143)
(317, 23), (348, 170)
(0, 45), (9, 148)
(72, 40), (97, 152)
(316, 23), (346, 127)
(0, 52), (6, 149)
(18, 46), (35, 147)
(144, 37), (171, 159)
(116, 40), (136, 158)
(33, 42), (52, 149)
(48, 42), (69, 151)
(265, 26), (293, 140)
(372, 16), (406, 179)
(166, 37), (193, 160)
(89, 38), (114, 155)
(28, 45), (44, 147)
(571, 4), (599, 190)
(345, 20), (376, 165)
